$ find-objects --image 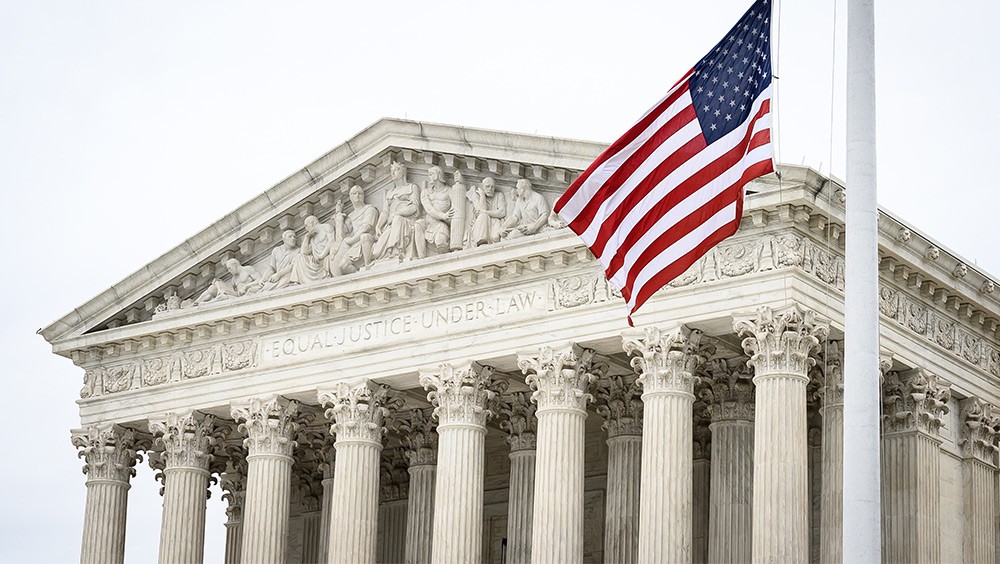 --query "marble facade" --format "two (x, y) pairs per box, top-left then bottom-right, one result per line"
(47, 119), (1000, 563)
